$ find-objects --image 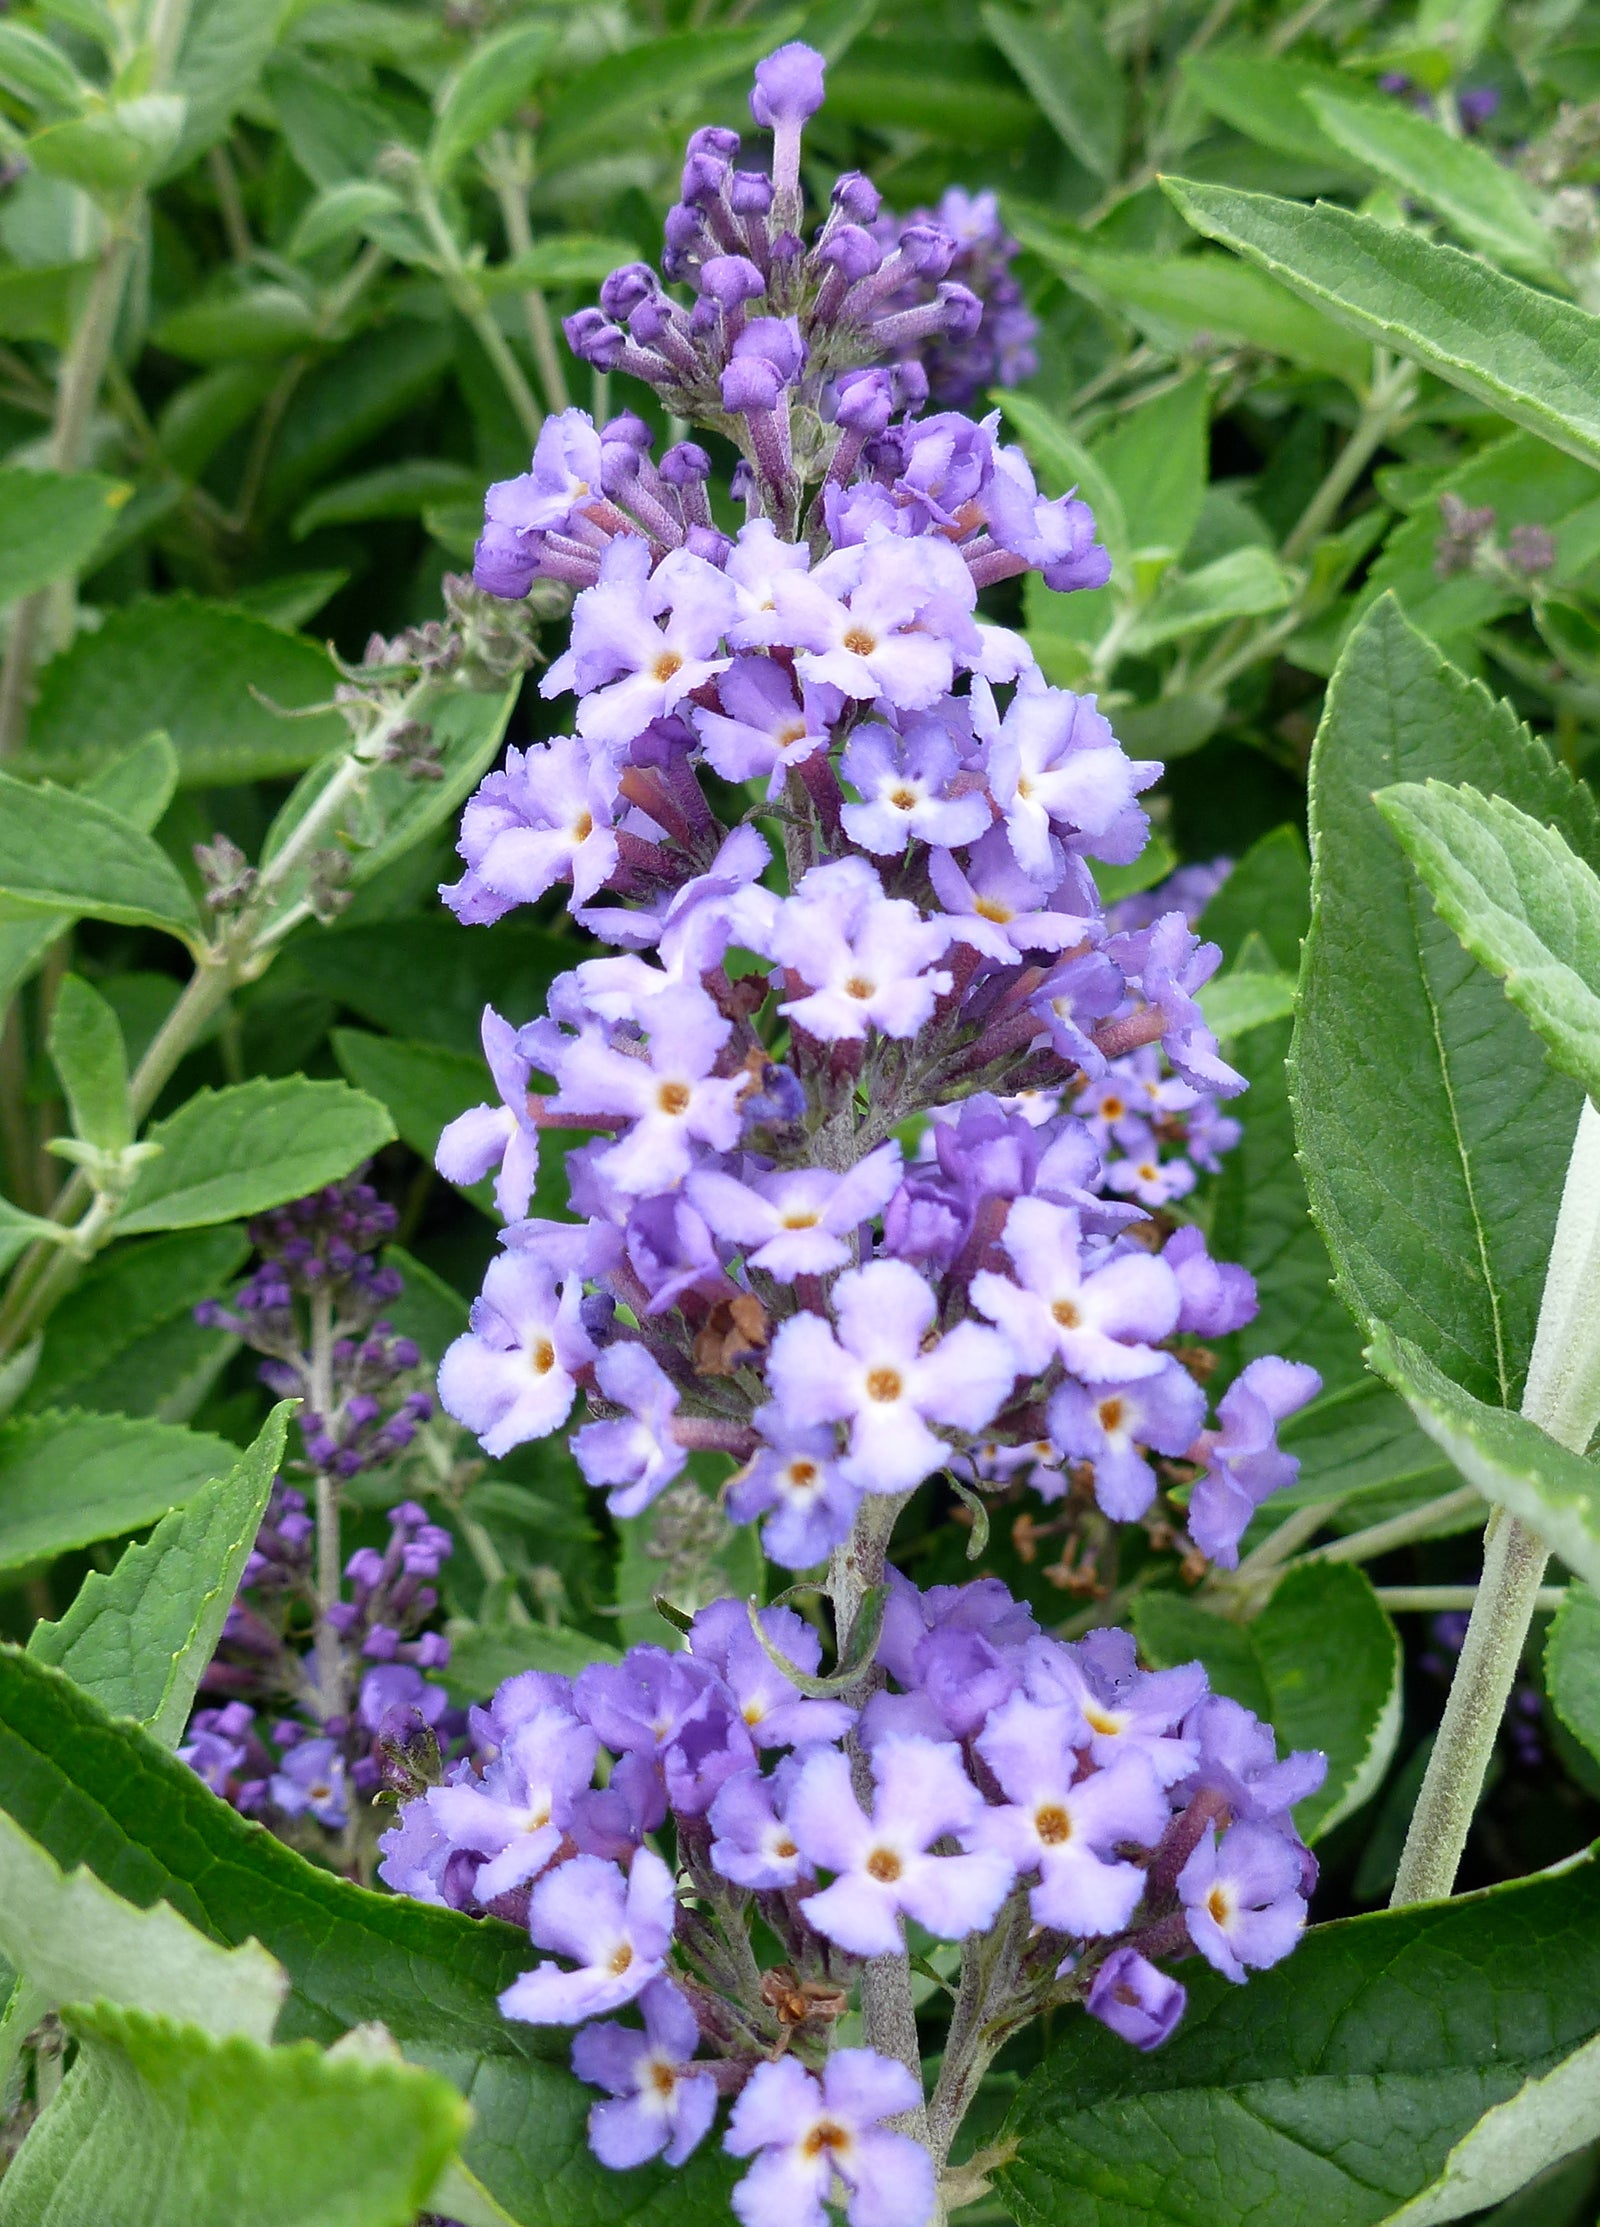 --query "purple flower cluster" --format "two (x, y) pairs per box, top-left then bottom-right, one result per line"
(181, 1493), (456, 1847)
(870, 187), (1038, 408)
(197, 1174), (433, 1482)
(380, 1574), (1324, 2216)
(440, 45), (1318, 1581)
